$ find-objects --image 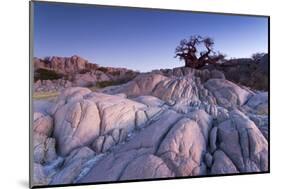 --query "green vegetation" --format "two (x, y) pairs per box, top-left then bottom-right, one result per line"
(88, 86), (99, 92)
(96, 79), (128, 88)
(95, 75), (136, 88)
(34, 68), (64, 81)
(96, 67), (108, 73)
(94, 70), (138, 88)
